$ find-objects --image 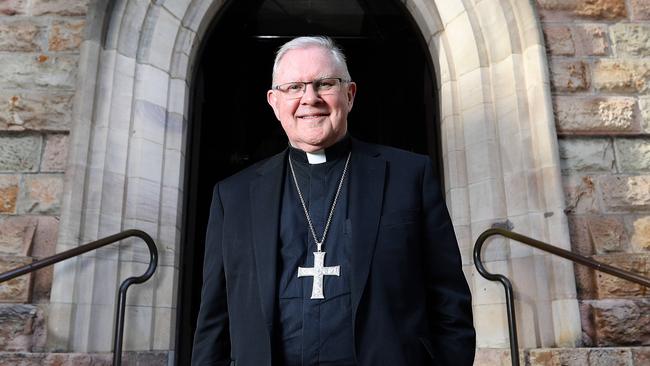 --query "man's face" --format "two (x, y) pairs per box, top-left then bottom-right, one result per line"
(267, 47), (356, 152)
